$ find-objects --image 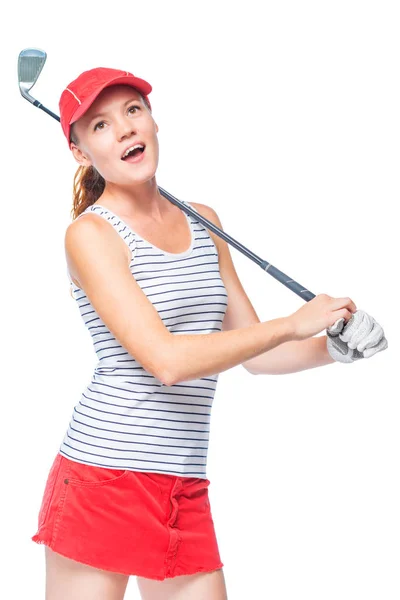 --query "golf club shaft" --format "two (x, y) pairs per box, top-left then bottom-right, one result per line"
(158, 186), (315, 301)
(24, 95), (316, 302)
(33, 100), (60, 121)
